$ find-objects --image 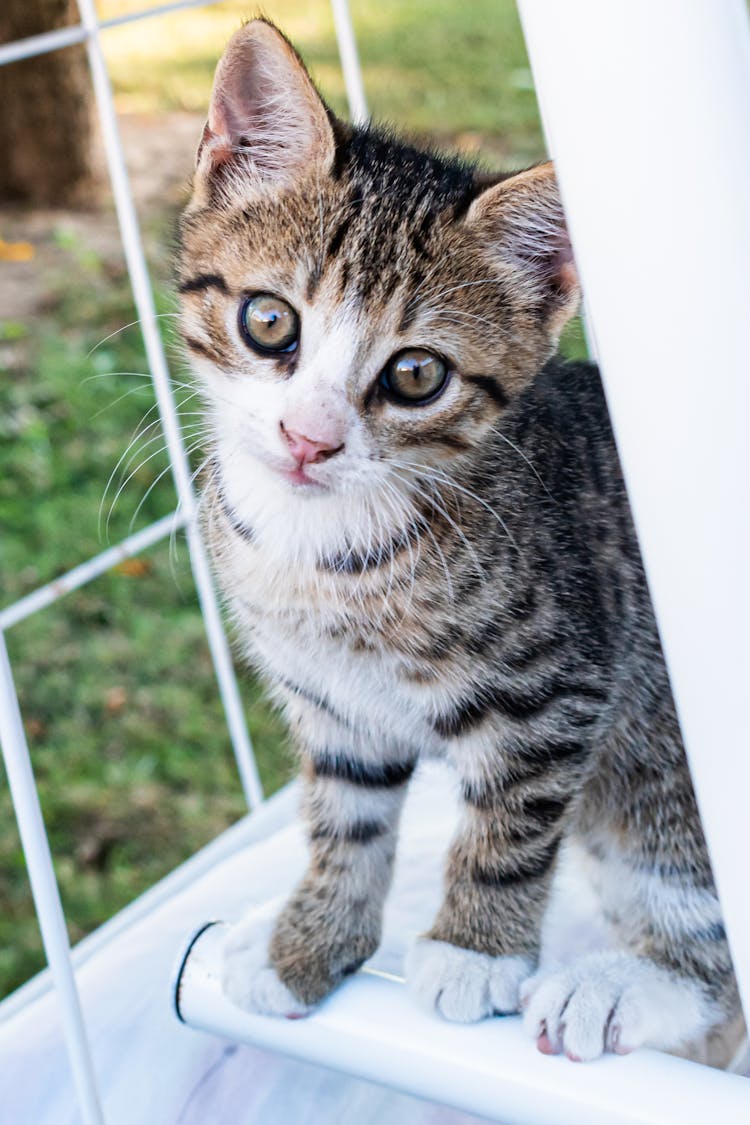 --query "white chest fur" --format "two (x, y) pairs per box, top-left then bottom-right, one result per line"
(221, 519), (445, 754)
